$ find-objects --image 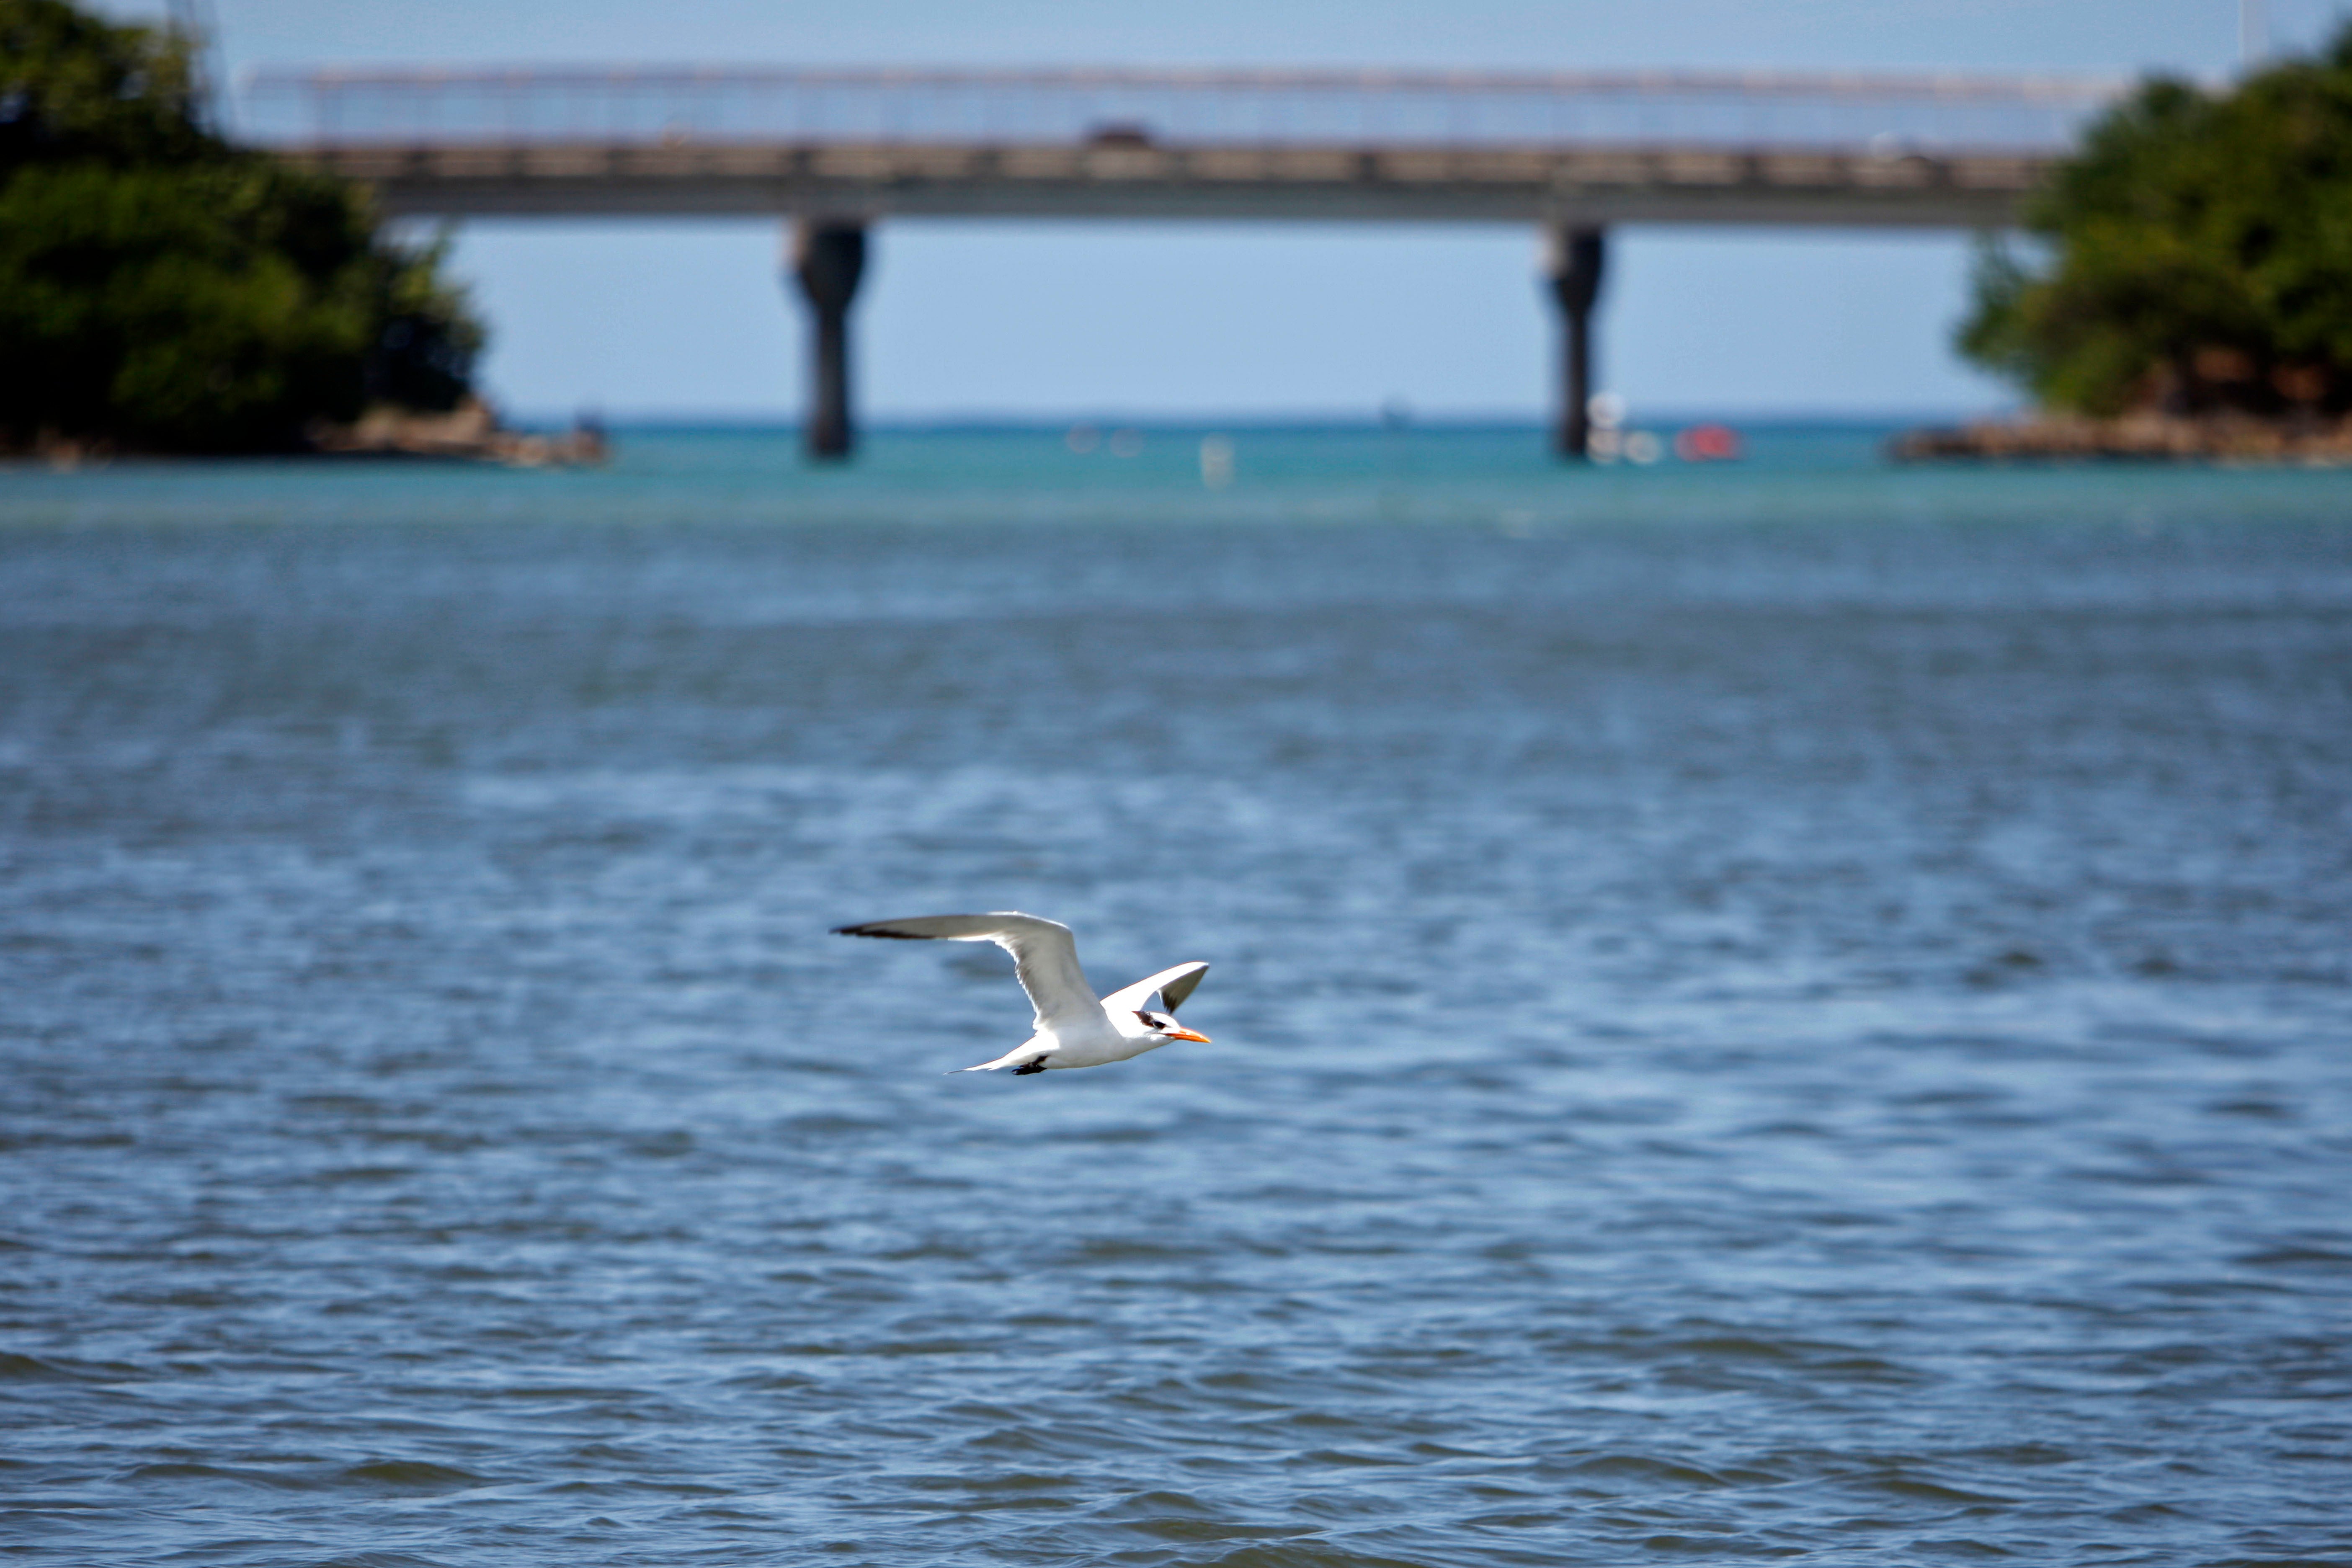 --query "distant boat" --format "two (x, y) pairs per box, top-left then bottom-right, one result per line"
(1674, 423), (1743, 462)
